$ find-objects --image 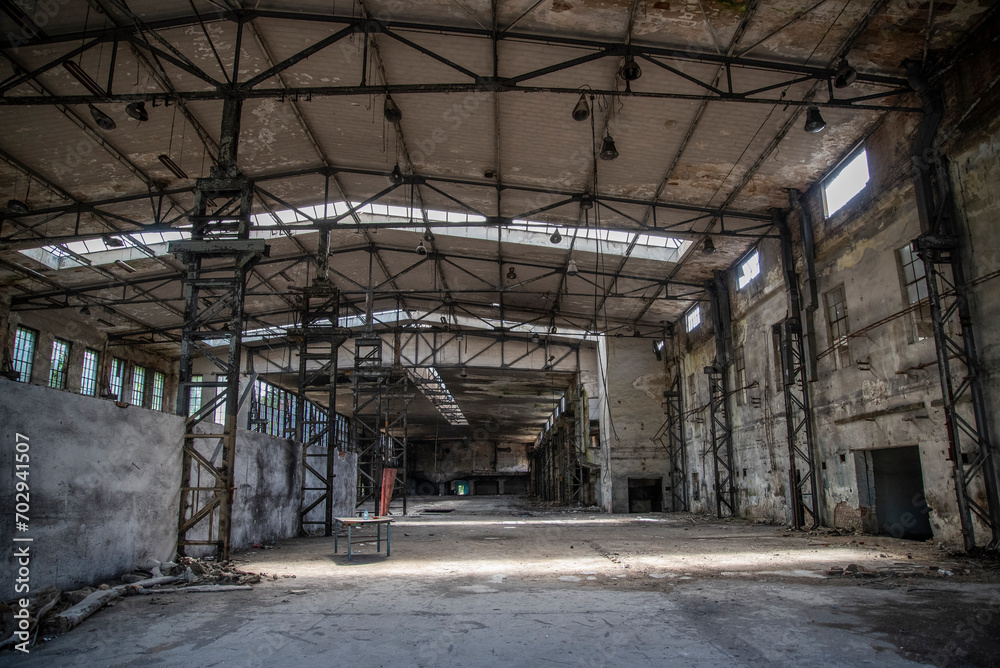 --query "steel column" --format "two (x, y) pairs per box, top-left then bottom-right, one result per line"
(705, 273), (736, 518)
